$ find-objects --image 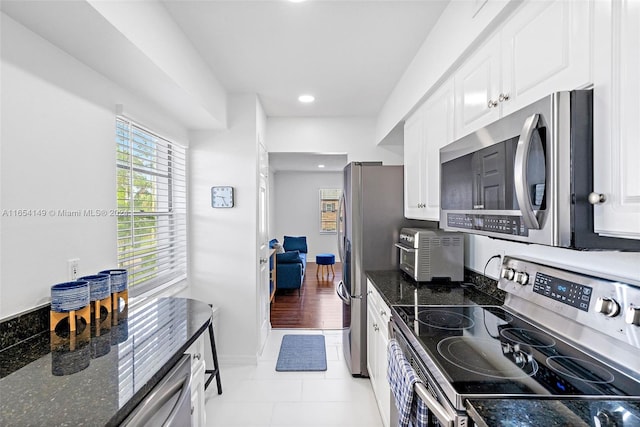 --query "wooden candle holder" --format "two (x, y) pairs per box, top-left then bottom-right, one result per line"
(50, 305), (91, 332)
